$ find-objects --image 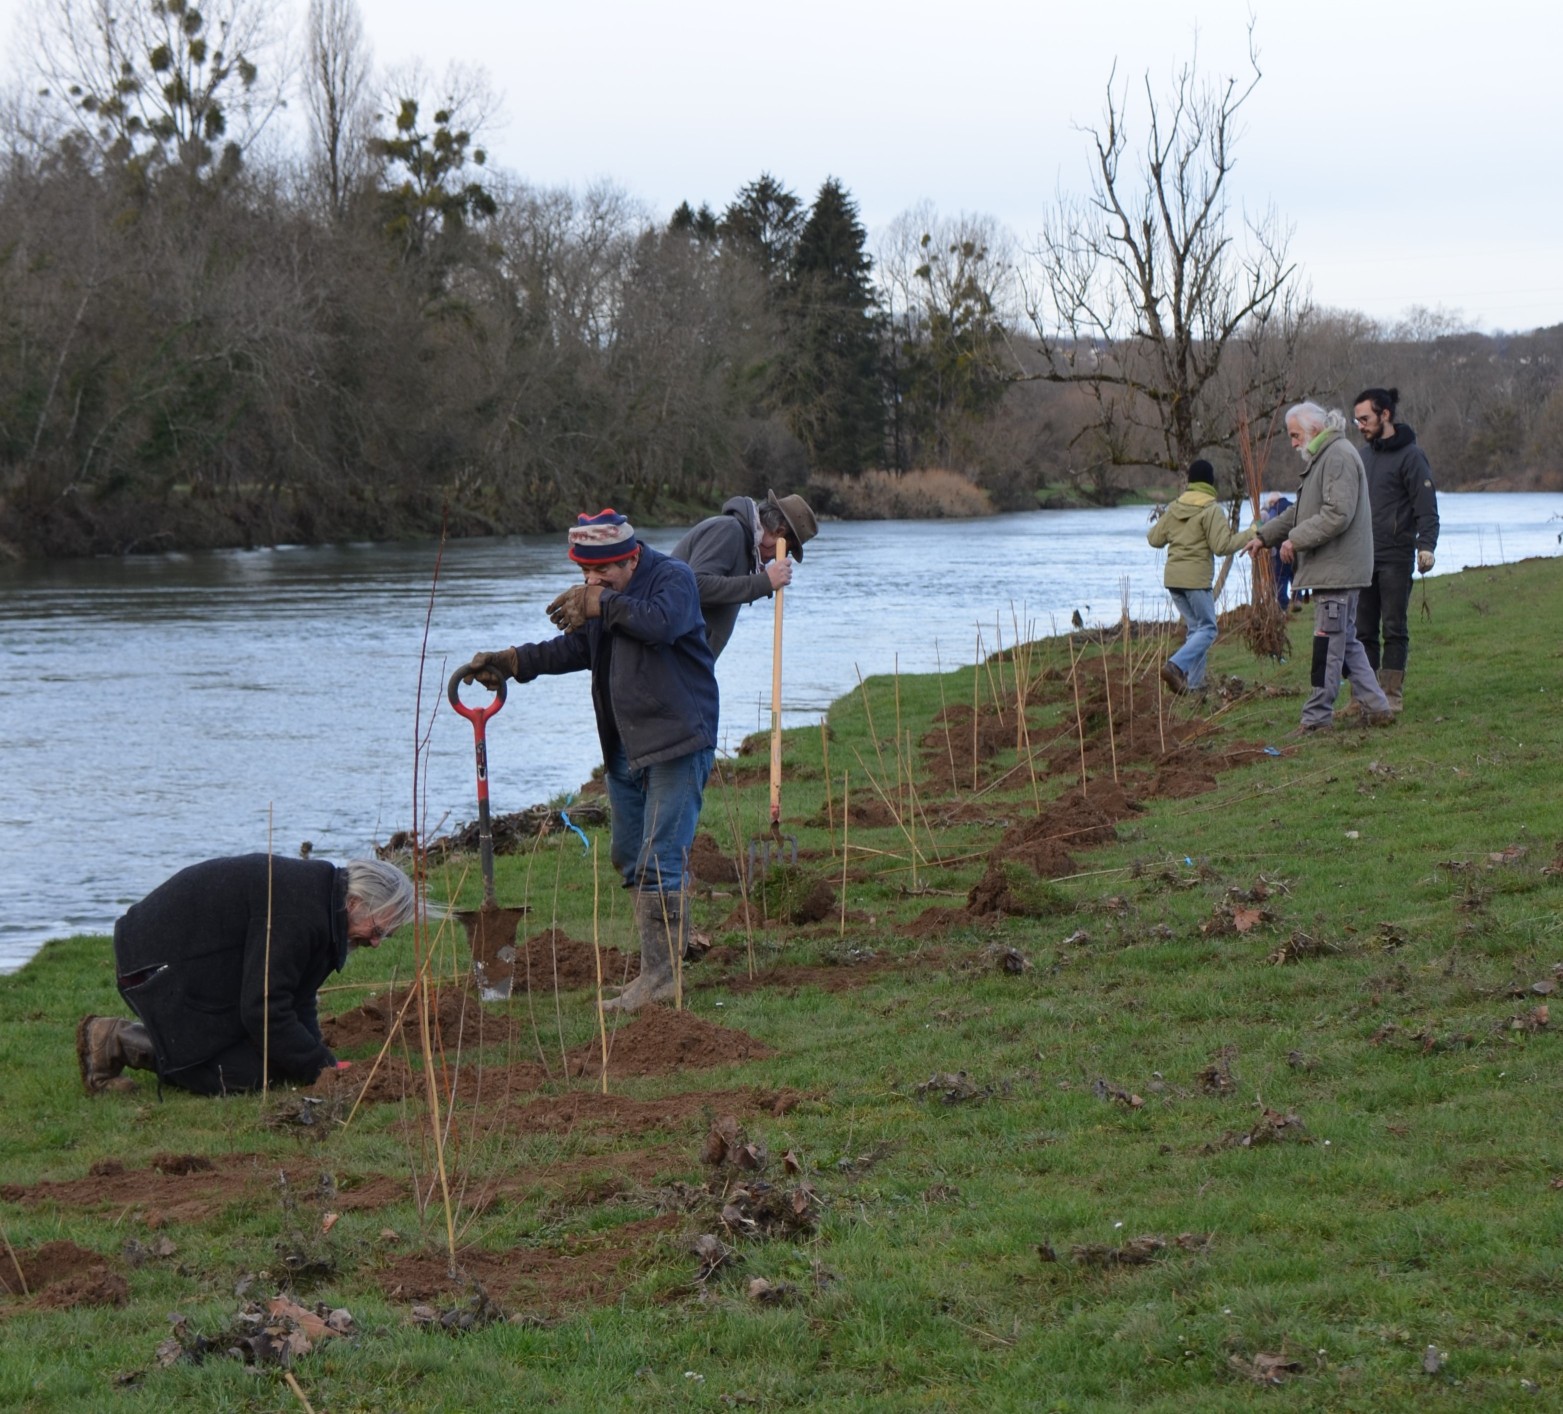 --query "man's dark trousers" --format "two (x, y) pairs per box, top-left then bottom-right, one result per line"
(1357, 557), (1414, 673)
